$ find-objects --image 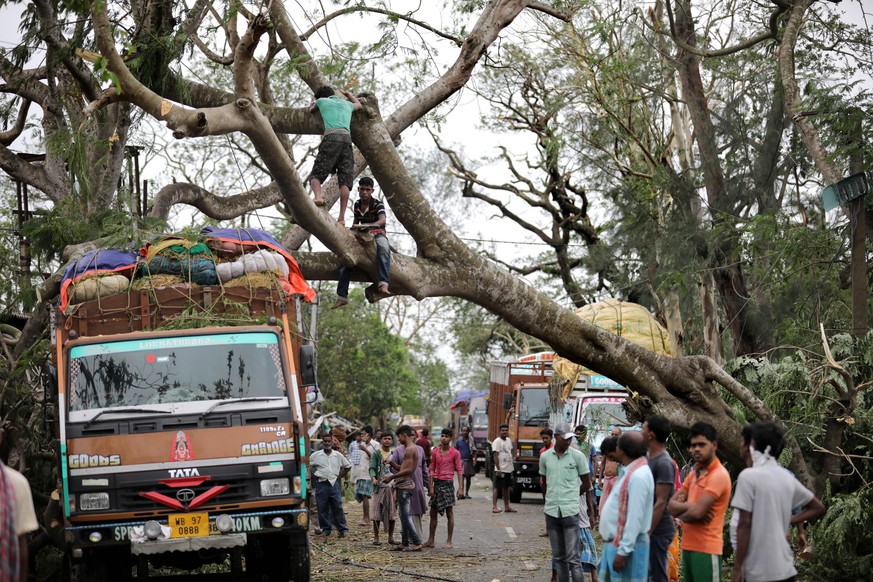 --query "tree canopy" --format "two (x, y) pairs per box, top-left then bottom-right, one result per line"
(2, 1), (873, 574)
